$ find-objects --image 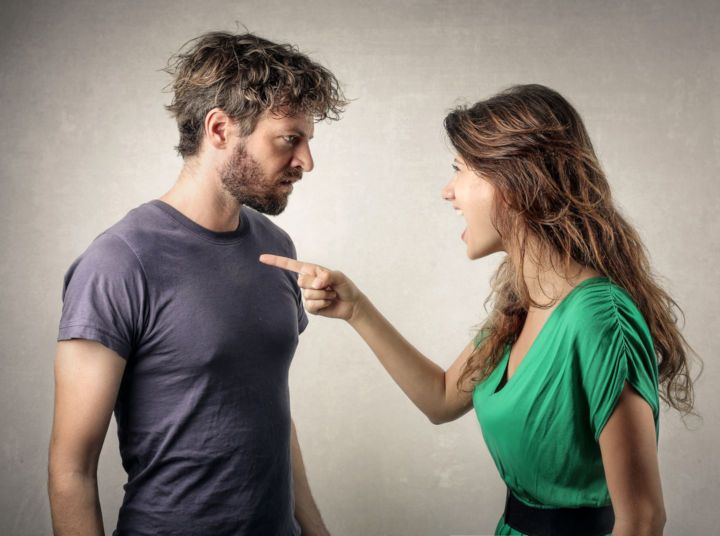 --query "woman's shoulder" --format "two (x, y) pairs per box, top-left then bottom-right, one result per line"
(562, 277), (650, 337)
(562, 277), (660, 436)
(562, 277), (657, 377)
